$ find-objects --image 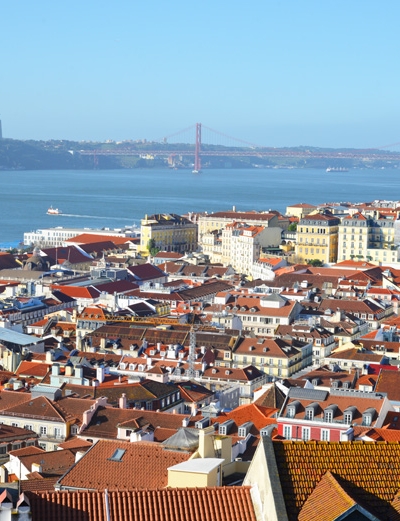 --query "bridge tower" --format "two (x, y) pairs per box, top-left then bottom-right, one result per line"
(194, 123), (201, 173)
